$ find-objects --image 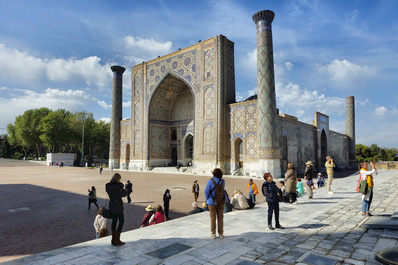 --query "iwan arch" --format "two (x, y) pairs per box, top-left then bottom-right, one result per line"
(109, 10), (356, 177)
